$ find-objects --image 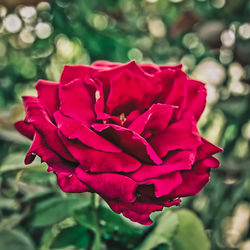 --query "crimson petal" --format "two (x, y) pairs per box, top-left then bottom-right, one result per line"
(36, 80), (59, 119)
(129, 150), (195, 181)
(170, 157), (219, 197)
(128, 103), (175, 137)
(139, 172), (183, 198)
(58, 131), (141, 173)
(196, 138), (223, 161)
(57, 172), (89, 193)
(157, 69), (187, 119)
(54, 111), (121, 153)
(60, 65), (96, 84)
(104, 197), (164, 225)
(150, 112), (202, 158)
(14, 120), (34, 140)
(23, 96), (75, 162)
(106, 69), (160, 115)
(59, 78), (95, 126)
(185, 80), (207, 120)
(92, 123), (163, 165)
(75, 167), (137, 203)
